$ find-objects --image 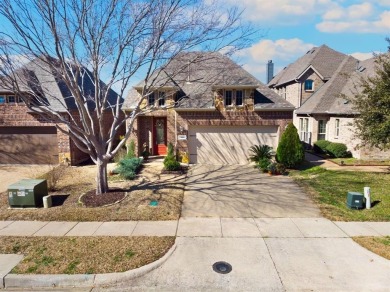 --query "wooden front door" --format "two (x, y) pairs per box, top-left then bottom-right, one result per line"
(153, 118), (167, 155)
